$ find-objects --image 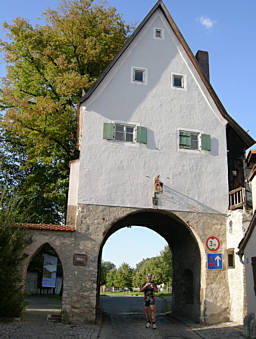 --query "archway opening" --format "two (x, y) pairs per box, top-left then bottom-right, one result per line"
(96, 209), (201, 322)
(25, 243), (63, 313)
(99, 226), (172, 317)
